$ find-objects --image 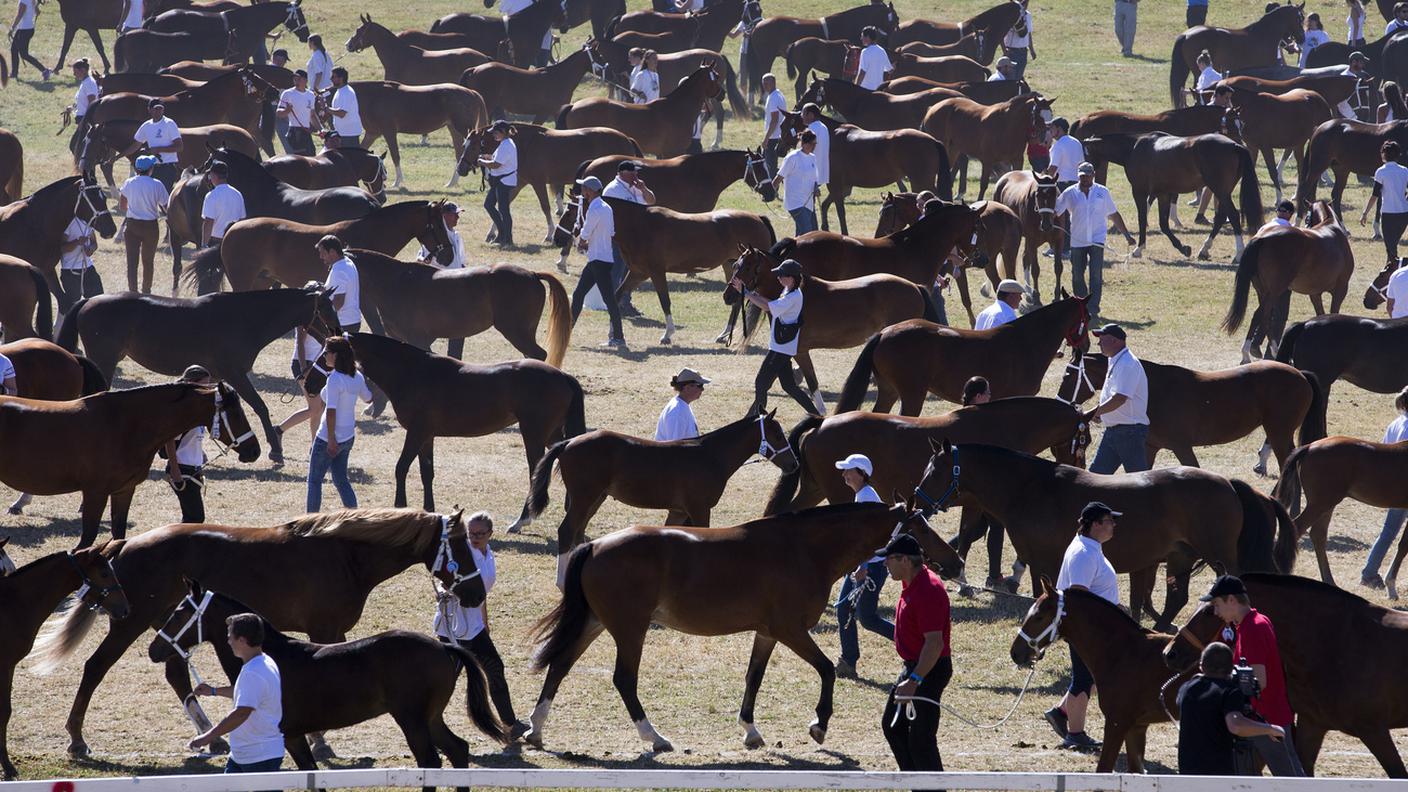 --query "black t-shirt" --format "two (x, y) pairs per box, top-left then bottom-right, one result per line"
(1176, 674), (1248, 776)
